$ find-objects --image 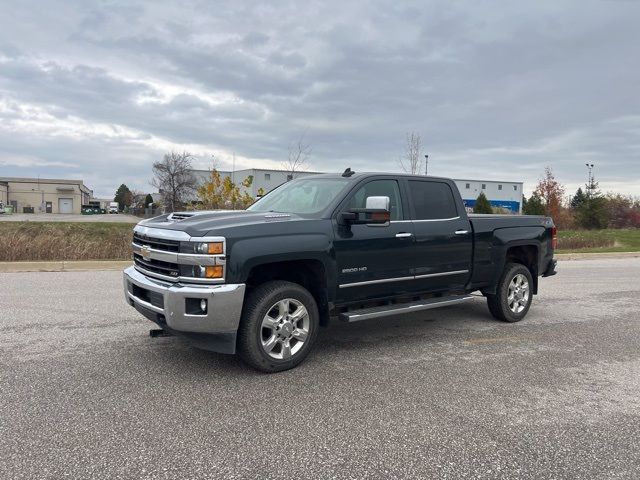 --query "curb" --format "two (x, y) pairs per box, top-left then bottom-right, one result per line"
(556, 251), (640, 261)
(0, 260), (131, 273)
